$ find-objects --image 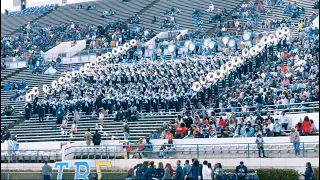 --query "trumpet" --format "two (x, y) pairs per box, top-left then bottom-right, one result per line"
(191, 81), (201, 92)
(43, 85), (49, 93)
(199, 75), (207, 85)
(58, 76), (66, 85)
(206, 72), (215, 82)
(65, 73), (72, 82)
(32, 87), (39, 95)
(51, 80), (58, 89)
(130, 39), (137, 47)
(123, 43), (130, 51)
